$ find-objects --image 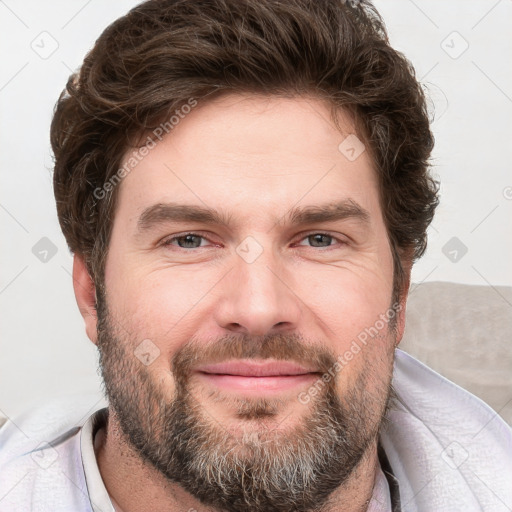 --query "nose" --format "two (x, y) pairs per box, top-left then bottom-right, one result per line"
(213, 248), (302, 336)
